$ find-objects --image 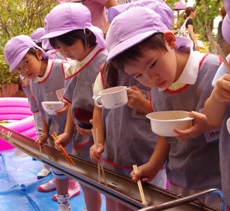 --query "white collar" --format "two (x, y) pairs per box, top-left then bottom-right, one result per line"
(33, 59), (52, 83)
